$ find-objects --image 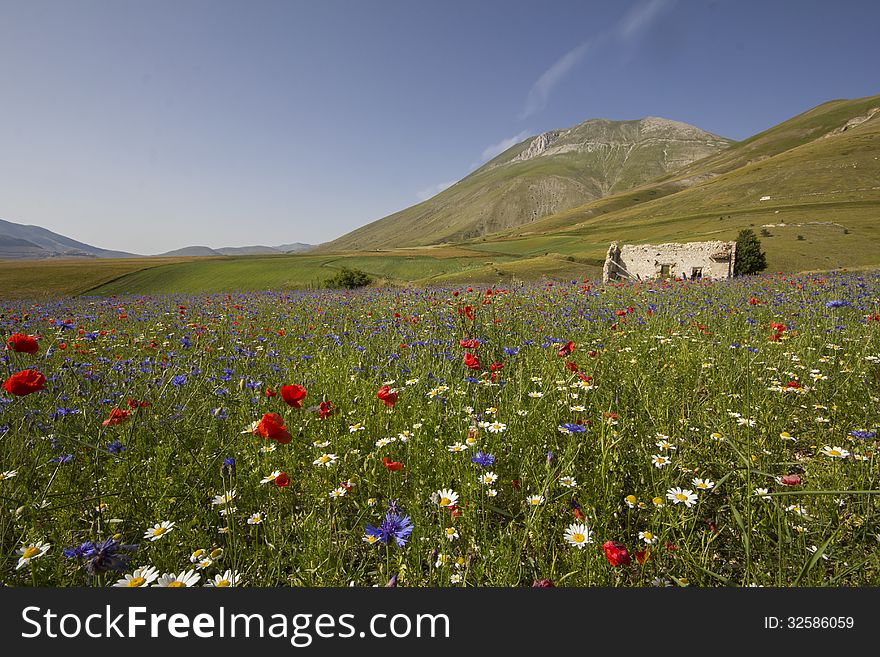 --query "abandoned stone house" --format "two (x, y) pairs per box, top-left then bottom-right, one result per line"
(602, 240), (737, 283)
